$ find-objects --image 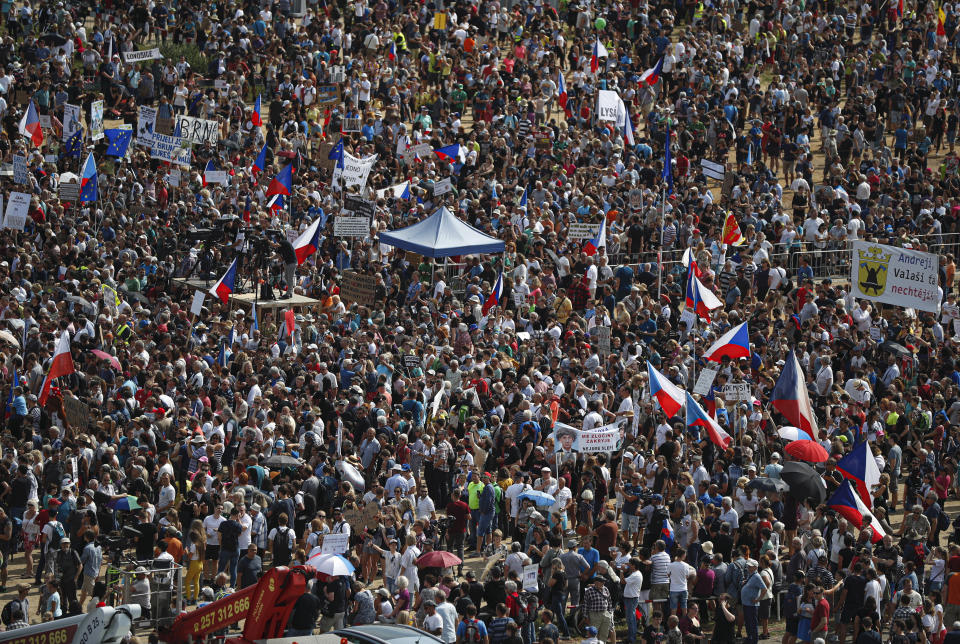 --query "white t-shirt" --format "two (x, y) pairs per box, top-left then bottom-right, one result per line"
(158, 484), (176, 511)
(238, 513), (253, 550)
(423, 613), (444, 635)
(668, 561), (695, 592)
(203, 515), (225, 545)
